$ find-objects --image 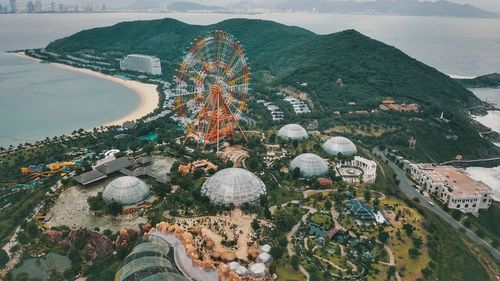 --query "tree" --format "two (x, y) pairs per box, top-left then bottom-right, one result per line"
(292, 167), (301, 179)
(143, 143), (155, 155)
(378, 231), (389, 244)
(403, 223), (414, 236)
(324, 200), (332, 210)
(107, 201), (123, 216)
(387, 266), (396, 278)
(251, 219), (260, 231)
(291, 255), (300, 271)
(364, 190), (371, 202)
(193, 168), (205, 178)
(25, 222), (40, 237)
(451, 209), (462, 220)
(409, 247), (420, 258)
(0, 249), (8, 267)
